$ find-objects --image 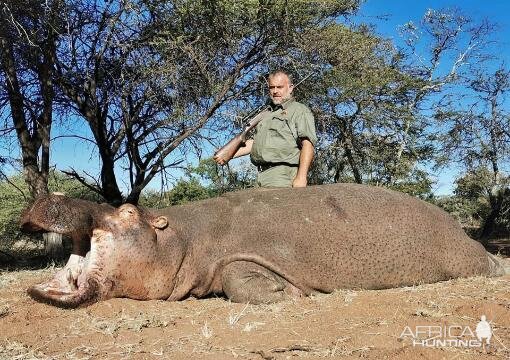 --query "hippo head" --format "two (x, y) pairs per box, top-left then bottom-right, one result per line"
(25, 202), (171, 308)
